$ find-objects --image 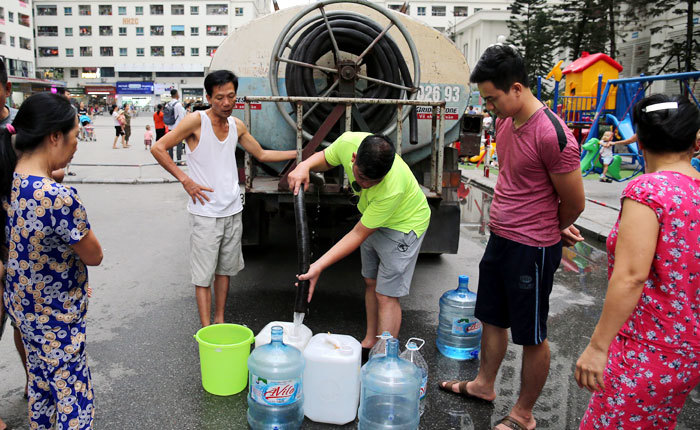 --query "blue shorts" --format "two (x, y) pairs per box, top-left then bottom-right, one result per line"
(475, 233), (562, 345)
